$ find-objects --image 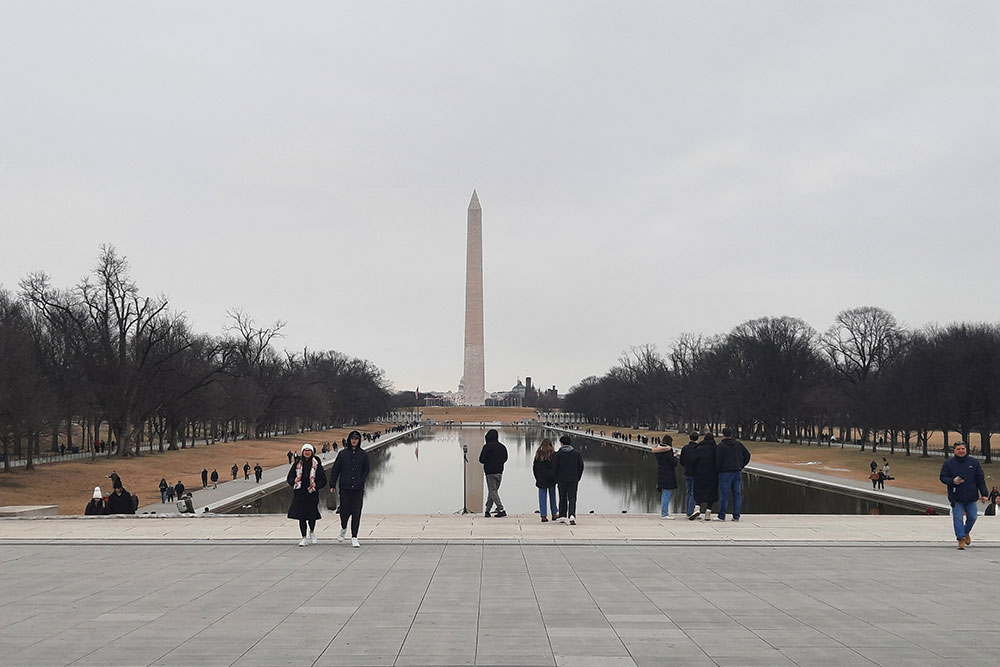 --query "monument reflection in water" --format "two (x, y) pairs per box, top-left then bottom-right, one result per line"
(229, 427), (919, 515)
